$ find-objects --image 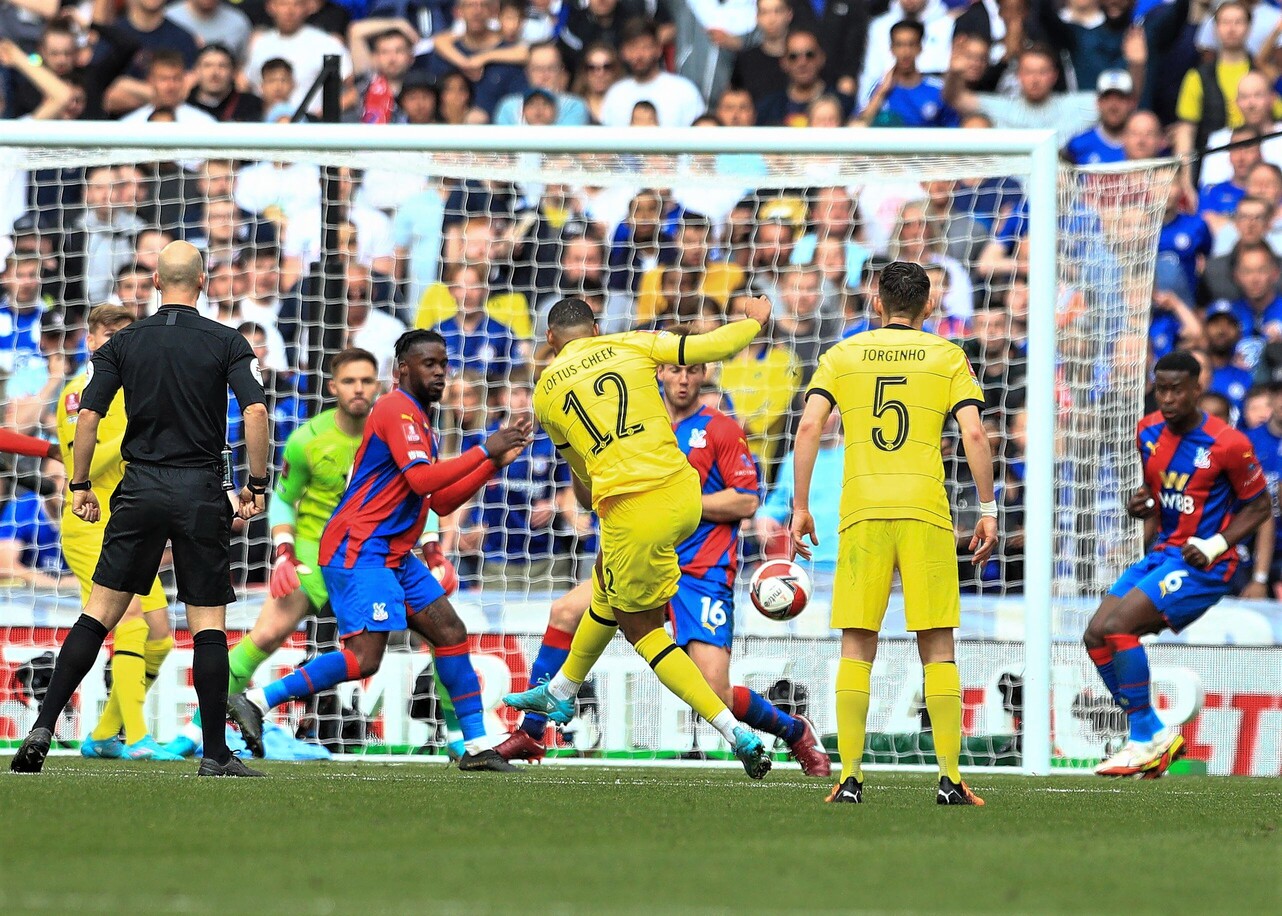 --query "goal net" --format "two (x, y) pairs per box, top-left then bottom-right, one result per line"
(0, 124), (1181, 774)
